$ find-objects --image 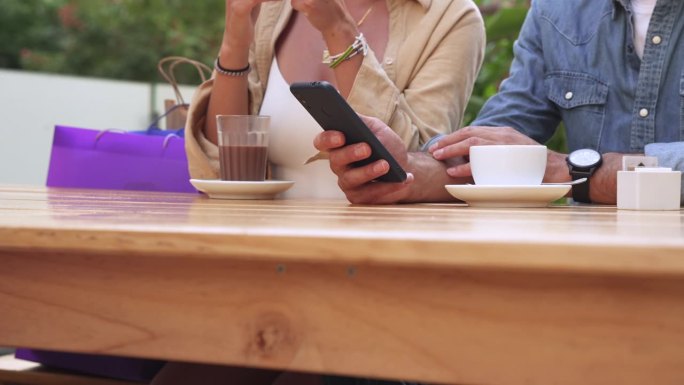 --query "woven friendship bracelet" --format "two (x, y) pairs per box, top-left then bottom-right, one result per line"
(214, 57), (251, 77)
(322, 33), (368, 69)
